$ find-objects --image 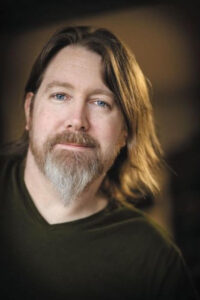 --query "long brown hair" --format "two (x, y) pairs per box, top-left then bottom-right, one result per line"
(5, 26), (163, 205)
